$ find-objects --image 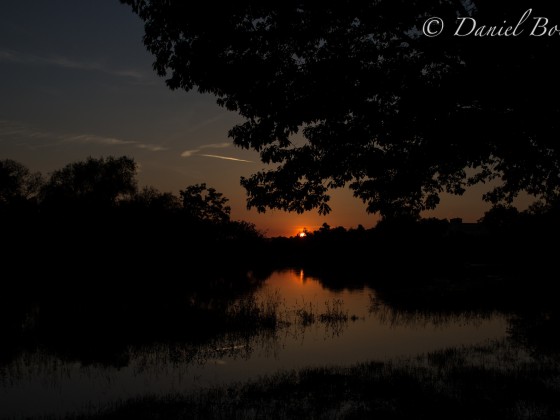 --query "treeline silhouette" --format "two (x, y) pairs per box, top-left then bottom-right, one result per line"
(2, 155), (558, 285)
(0, 156), (261, 236)
(1, 156), (264, 284)
(267, 206), (559, 282)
